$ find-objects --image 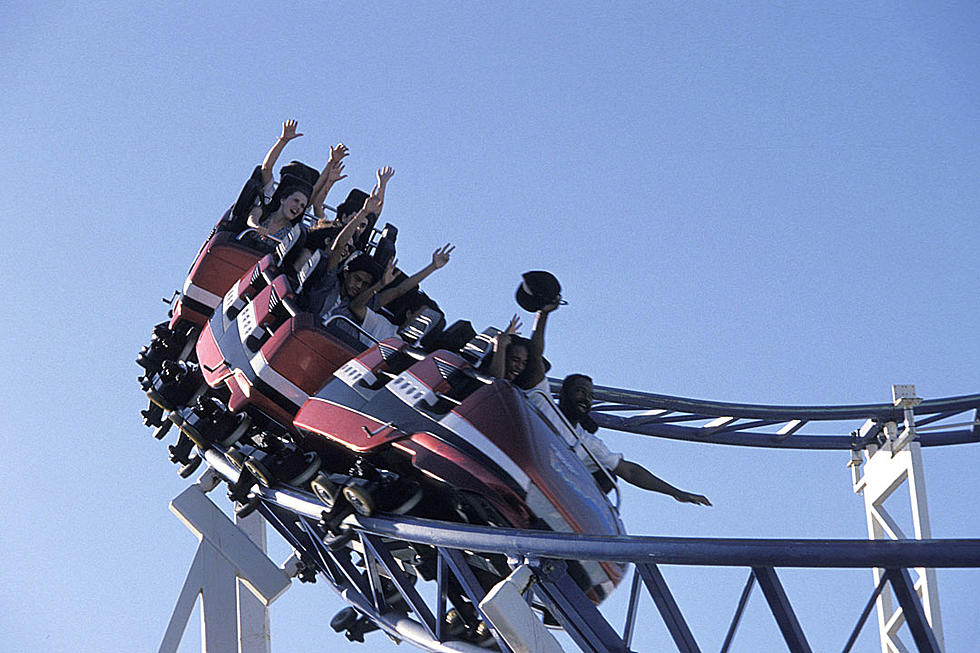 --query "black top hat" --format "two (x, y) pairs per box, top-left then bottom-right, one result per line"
(515, 271), (563, 312)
